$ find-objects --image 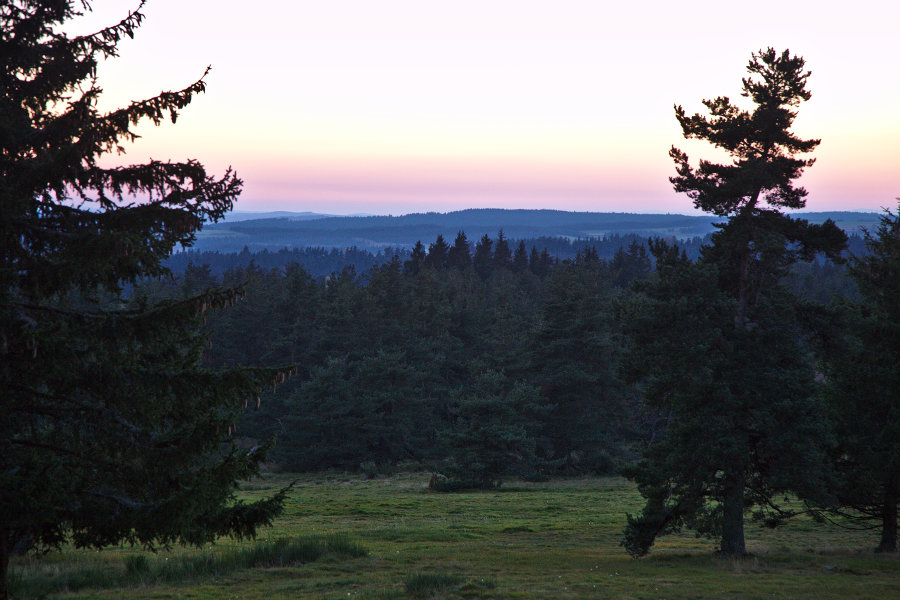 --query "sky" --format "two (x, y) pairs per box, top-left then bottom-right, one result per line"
(73, 1), (898, 216)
